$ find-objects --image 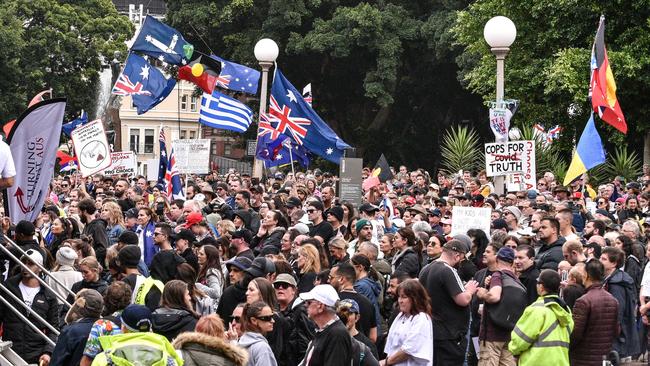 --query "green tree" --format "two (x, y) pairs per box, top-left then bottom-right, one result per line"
(166, 0), (486, 171)
(453, 1), (650, 173)
(0, 0), (133, 123)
